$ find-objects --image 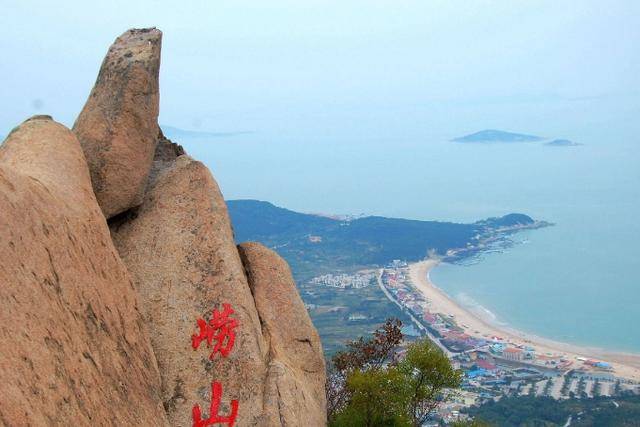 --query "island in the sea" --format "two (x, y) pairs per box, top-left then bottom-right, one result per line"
(452, 129), (544, 143)
(545, 138), (583, 147)
(161, 124), (252, 140)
